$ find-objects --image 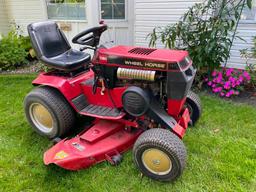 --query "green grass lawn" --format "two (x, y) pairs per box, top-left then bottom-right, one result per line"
(0, 74), (255, 192)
